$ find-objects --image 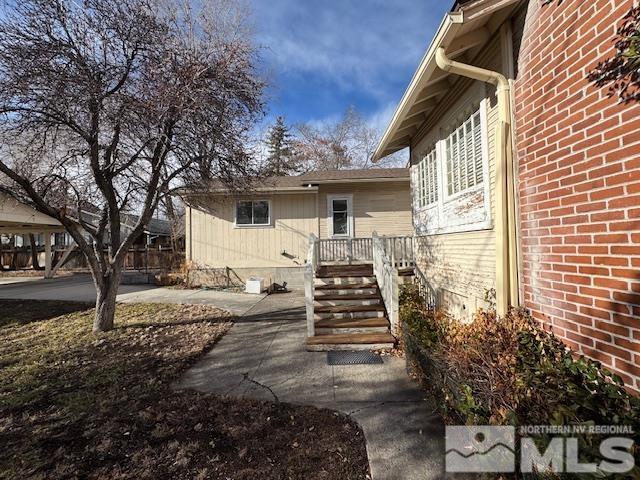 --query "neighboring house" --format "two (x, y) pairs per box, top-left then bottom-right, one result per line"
(183, 168), (412, 288)
(5, 204), (175, 251)
(374, 0), (640, 390)
(59, 208), (174, 249)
